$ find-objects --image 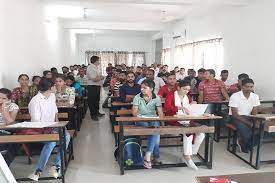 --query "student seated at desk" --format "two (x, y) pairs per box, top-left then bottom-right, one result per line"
(75, 68), (88, 85)
(0, 88), (19, 126)
(11, 74), (38, 108)
(119, 71), (140, 103)
(137, 69), (165, 95)
(43, 70), (53, 80)
(198, 69), (229, 104)
(28, 78), (70, 181)
(229, 78), (260, 153)
(113, 70), (126, 97)
(31, 76), (41, 88)
(164, 80), (204, 170)
(132, 79), (164, 169)
(55, 74), (75, 106)
(110, 69), (120, 92)
(158, 72), (178, 98)
(228, 73), (249, 94)
(65, 75), (83, 97)
(184, 69), (199, 94)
